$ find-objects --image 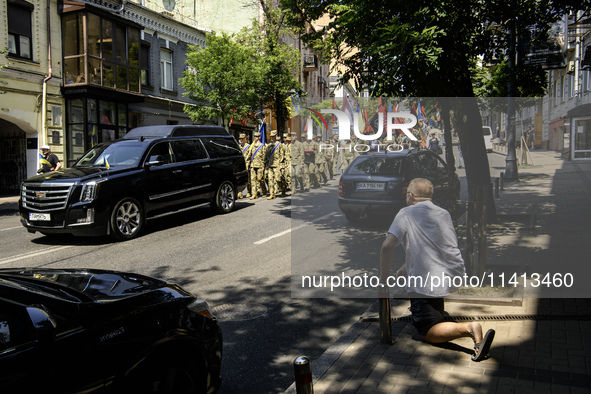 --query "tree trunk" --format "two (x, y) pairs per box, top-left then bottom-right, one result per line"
(449, 97), (496, 222)
(440, 98), (457, 210)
